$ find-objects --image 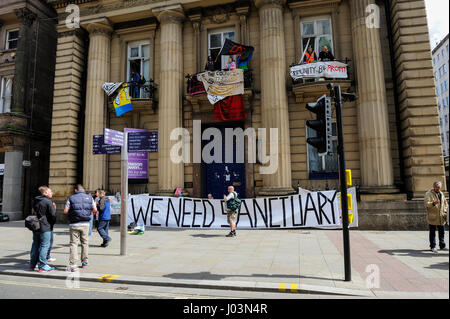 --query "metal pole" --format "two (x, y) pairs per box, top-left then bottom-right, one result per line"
(334, 85), (351, 281)
(120, 131), (128, 256)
